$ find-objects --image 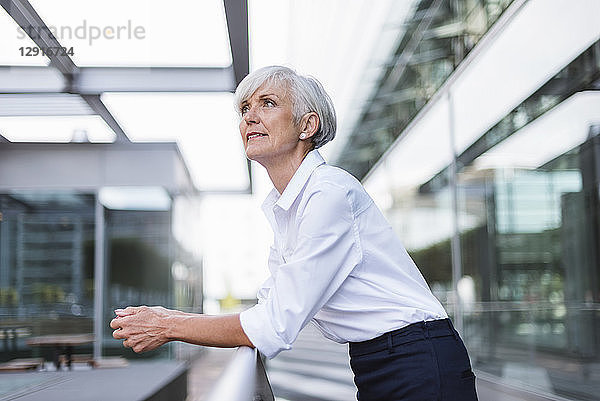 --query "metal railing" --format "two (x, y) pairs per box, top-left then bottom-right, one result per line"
(203, 346), (274, 401)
